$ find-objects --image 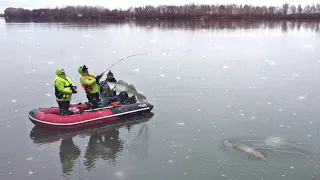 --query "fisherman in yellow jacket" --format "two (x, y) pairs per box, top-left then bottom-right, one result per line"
(54, 68), (78, 116)
(78, 65), (102, 109)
